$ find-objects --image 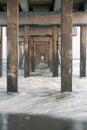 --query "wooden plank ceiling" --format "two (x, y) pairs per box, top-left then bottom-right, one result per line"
(0, 0), (86, 12)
